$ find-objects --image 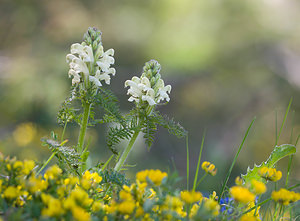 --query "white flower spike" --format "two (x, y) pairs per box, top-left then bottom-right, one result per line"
(125, 60), (171, 106)
(66, 28), (115, 87)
